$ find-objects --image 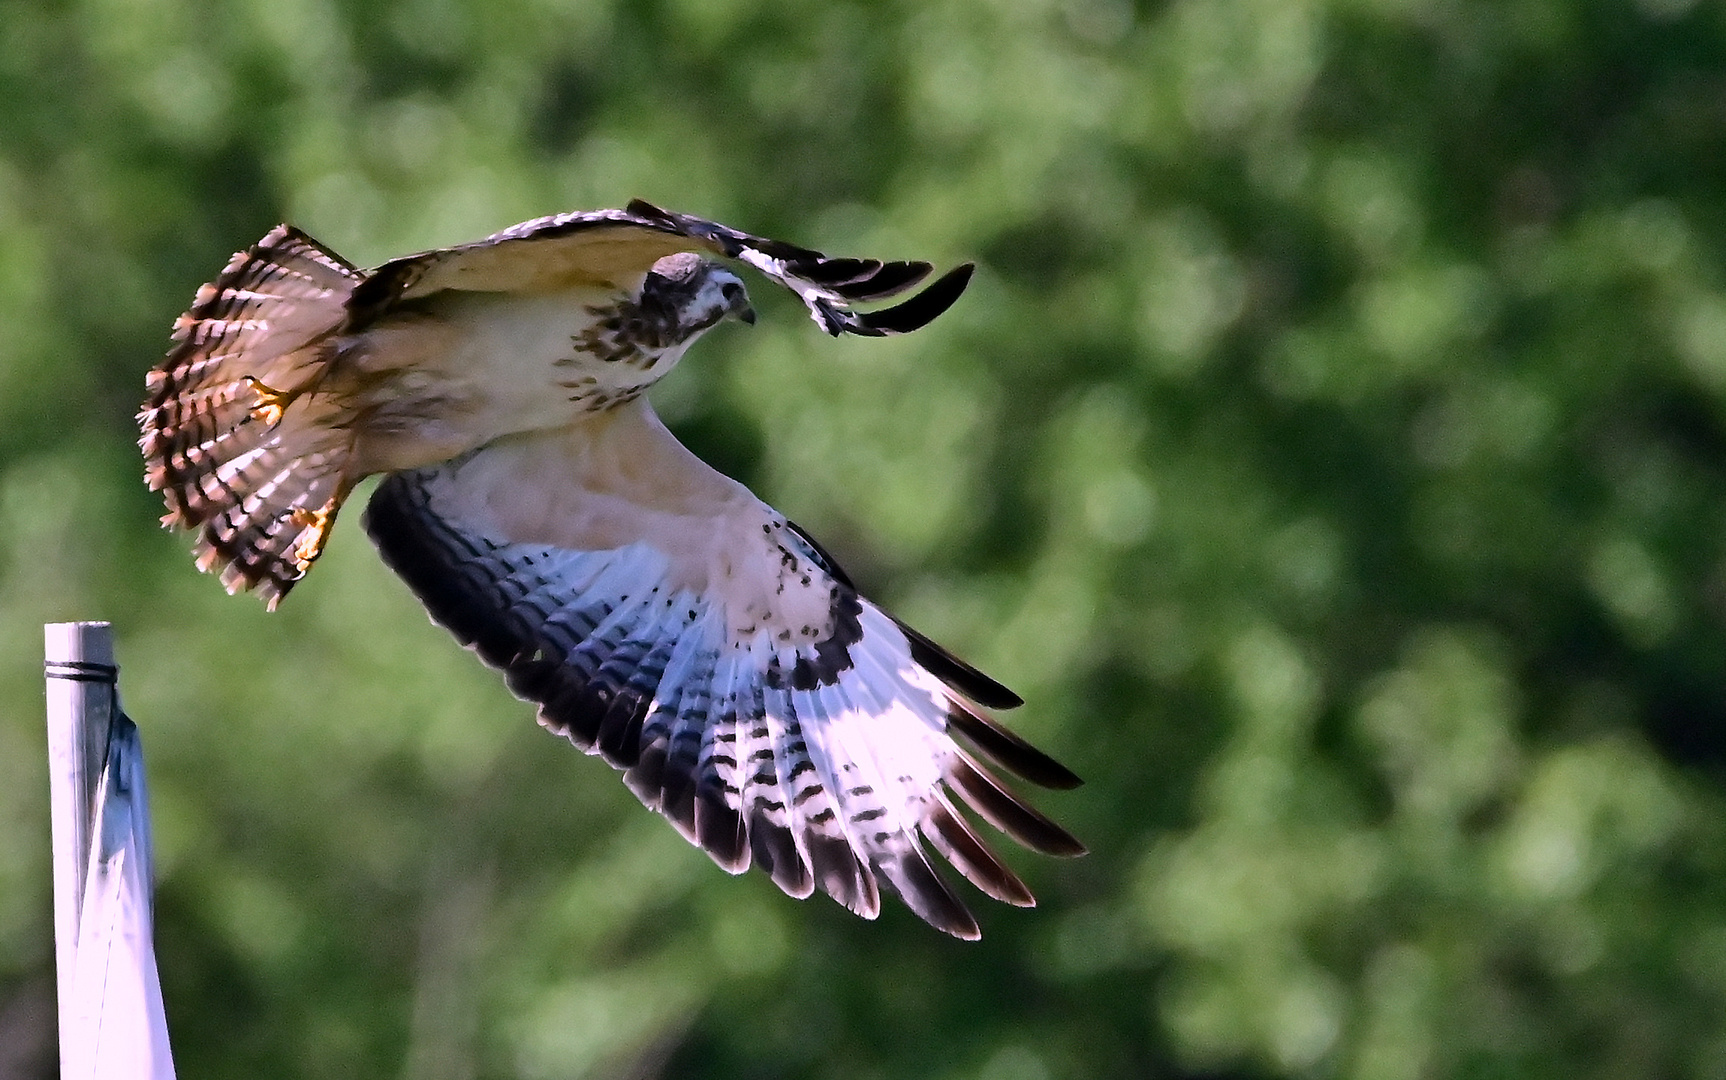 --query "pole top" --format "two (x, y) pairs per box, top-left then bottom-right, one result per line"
(45, 623), (115, 669)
